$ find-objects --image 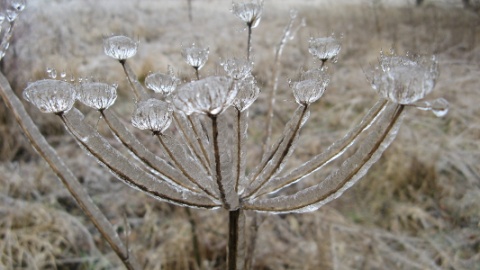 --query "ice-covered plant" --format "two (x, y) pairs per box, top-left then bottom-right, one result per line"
(0, 1), (449, 270)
